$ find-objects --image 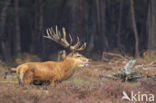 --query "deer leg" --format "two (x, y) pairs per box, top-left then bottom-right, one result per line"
(50, 80), (56, 87)
(17, 75), (22, 85)
(23, 70), (34, 85)
(50, 77), (58, 87)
